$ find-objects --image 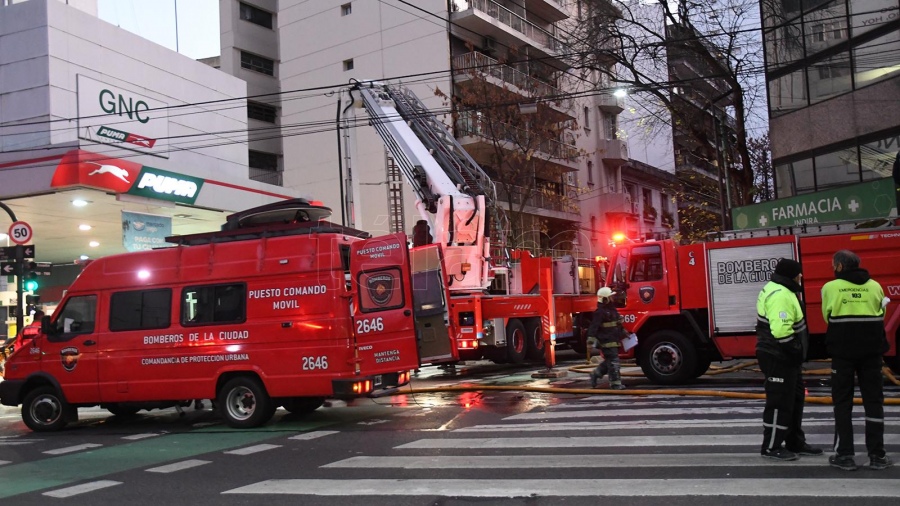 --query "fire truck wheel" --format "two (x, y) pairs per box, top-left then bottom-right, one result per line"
(281, 397), (325, 414)
(639, 330), (697, 385)
(506, 319), (527, 364)
(218, 377), (275, 428)
(693, 354), (713, 379)
(22, 386), (69, 432)
(524, 319), (544, 361)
